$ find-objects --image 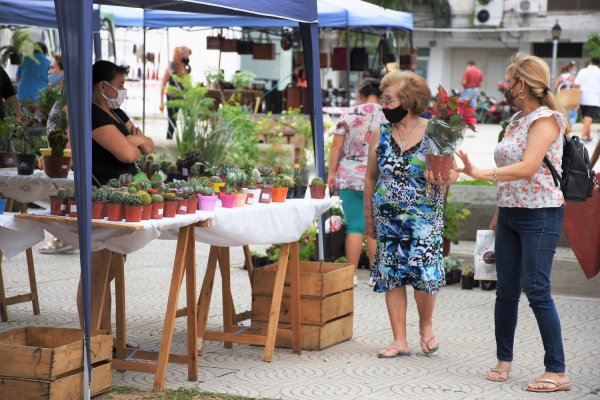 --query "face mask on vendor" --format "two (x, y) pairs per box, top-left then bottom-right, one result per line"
(101, 81), (127, 109)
